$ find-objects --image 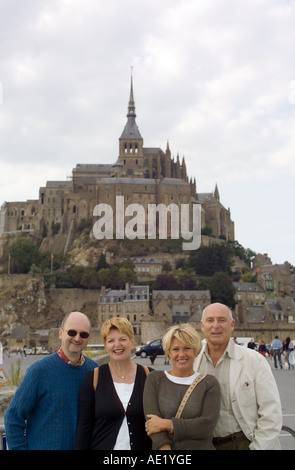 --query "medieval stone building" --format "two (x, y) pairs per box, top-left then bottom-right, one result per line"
(0, 77), (234, 252)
